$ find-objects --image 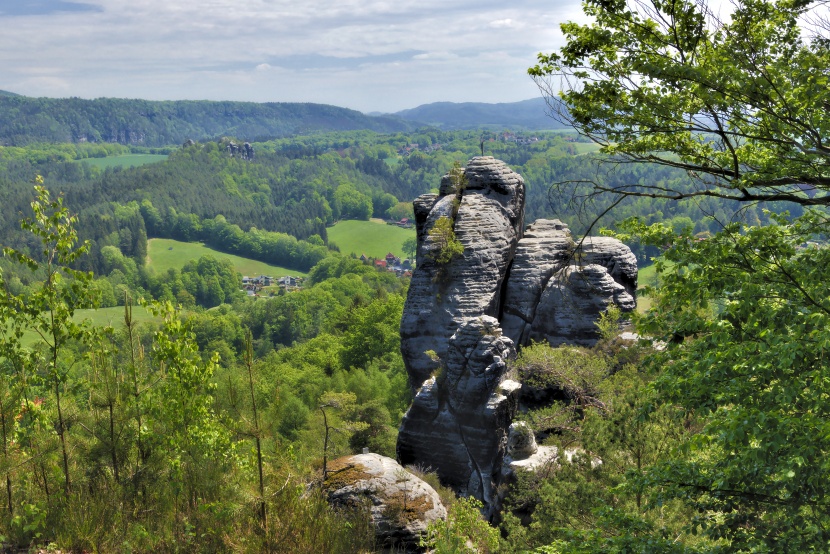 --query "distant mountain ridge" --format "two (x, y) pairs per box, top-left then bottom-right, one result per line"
(392, 98), (569, 130)
(0, 95), (415, 146)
